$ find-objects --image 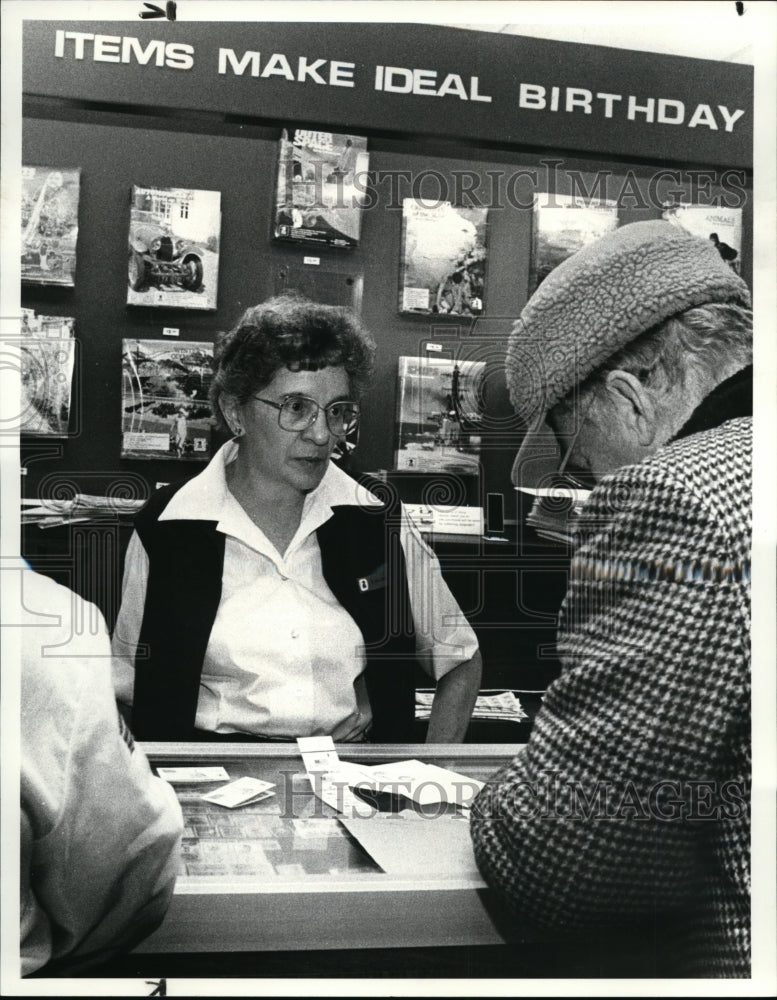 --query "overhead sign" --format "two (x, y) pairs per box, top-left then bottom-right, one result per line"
(24, 21), (753, 168)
